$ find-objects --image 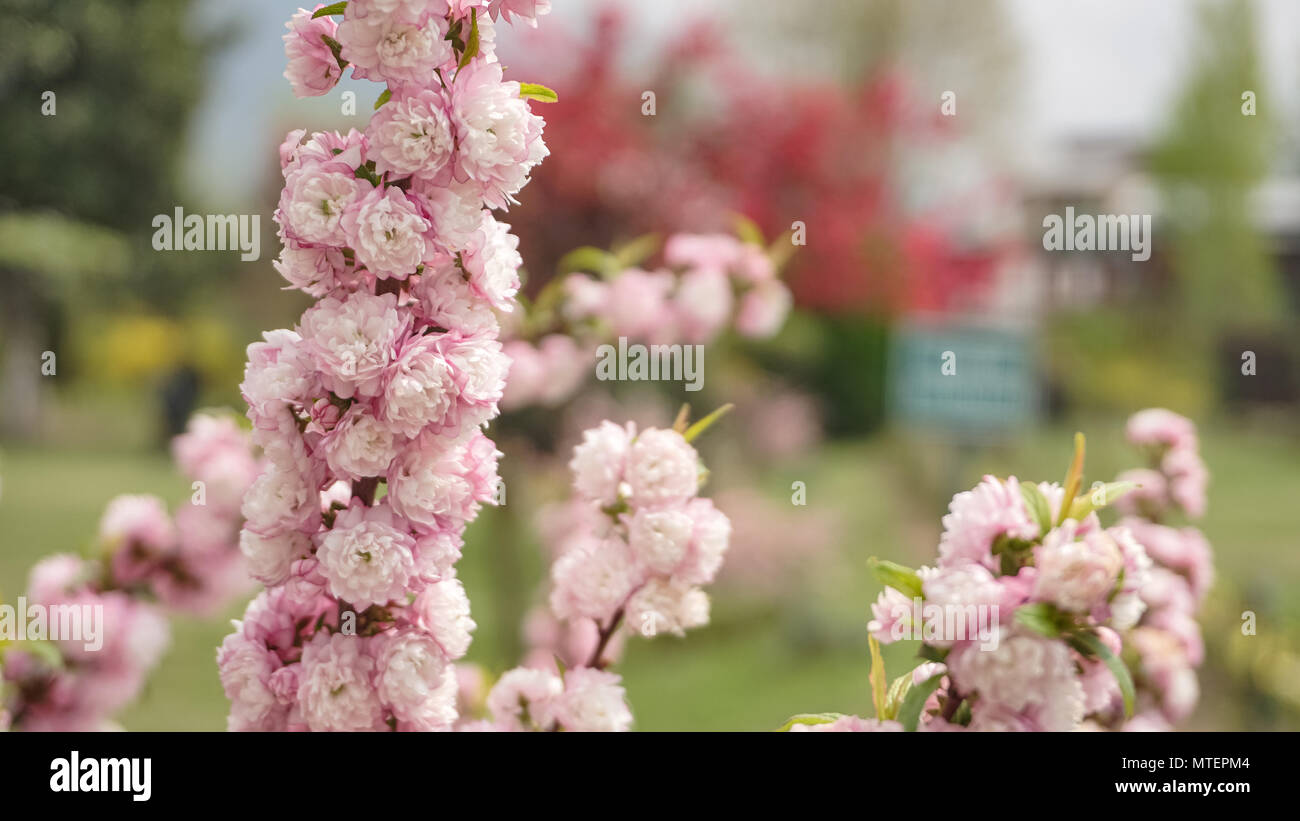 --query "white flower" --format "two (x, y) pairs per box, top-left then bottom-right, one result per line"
(625, 507), (693, 574)
(549, 537), (643, 623)
(486, 667), (562, 731)
(676, 497), (731, 586)
(239, 527), (310, 586)
(568, 421), (634, 506)
(241, 461), (318, 537)
(624, 578), (710, 637)
(624, 428), (699, 509)
(315, 503), (417, 608)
